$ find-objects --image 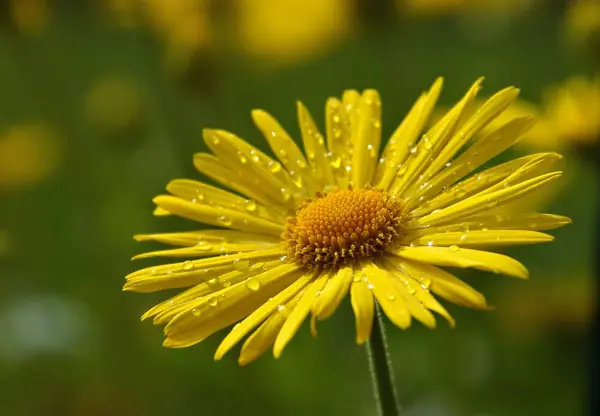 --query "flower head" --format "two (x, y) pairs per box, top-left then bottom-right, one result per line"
(126, 78), (569, 365)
